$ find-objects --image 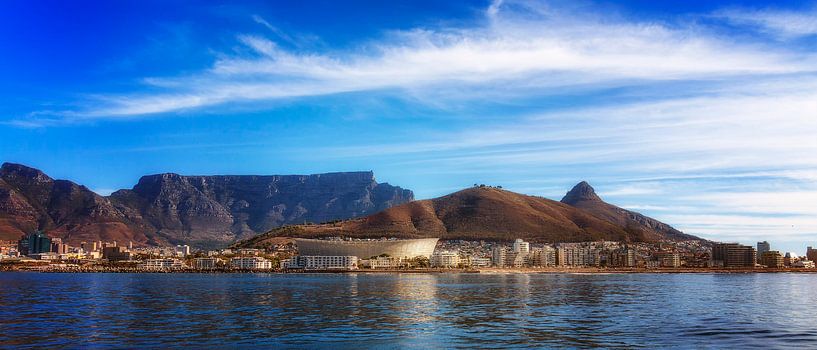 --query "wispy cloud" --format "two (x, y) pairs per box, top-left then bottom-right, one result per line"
(715, 6), (817, 38)
(16, 0), (817, 124)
